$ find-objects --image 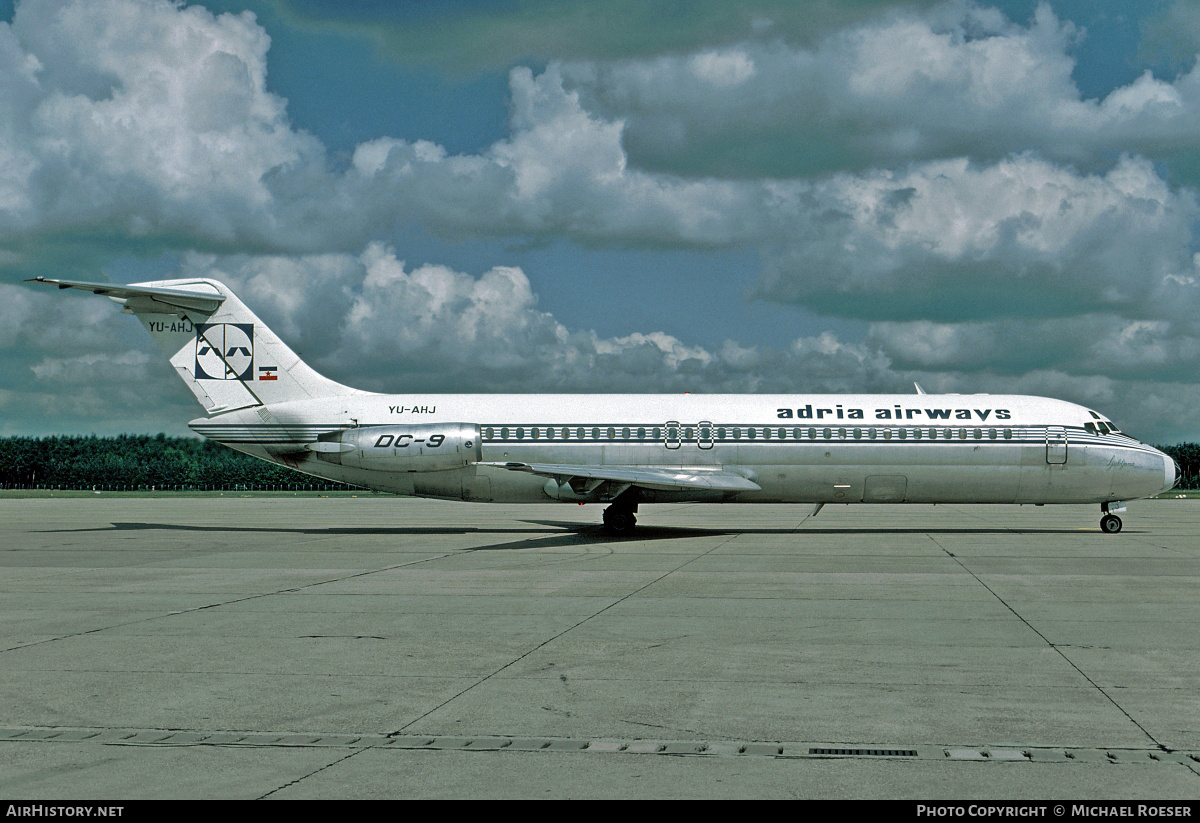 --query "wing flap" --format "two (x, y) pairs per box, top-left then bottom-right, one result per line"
(481, 461), (761, 492)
